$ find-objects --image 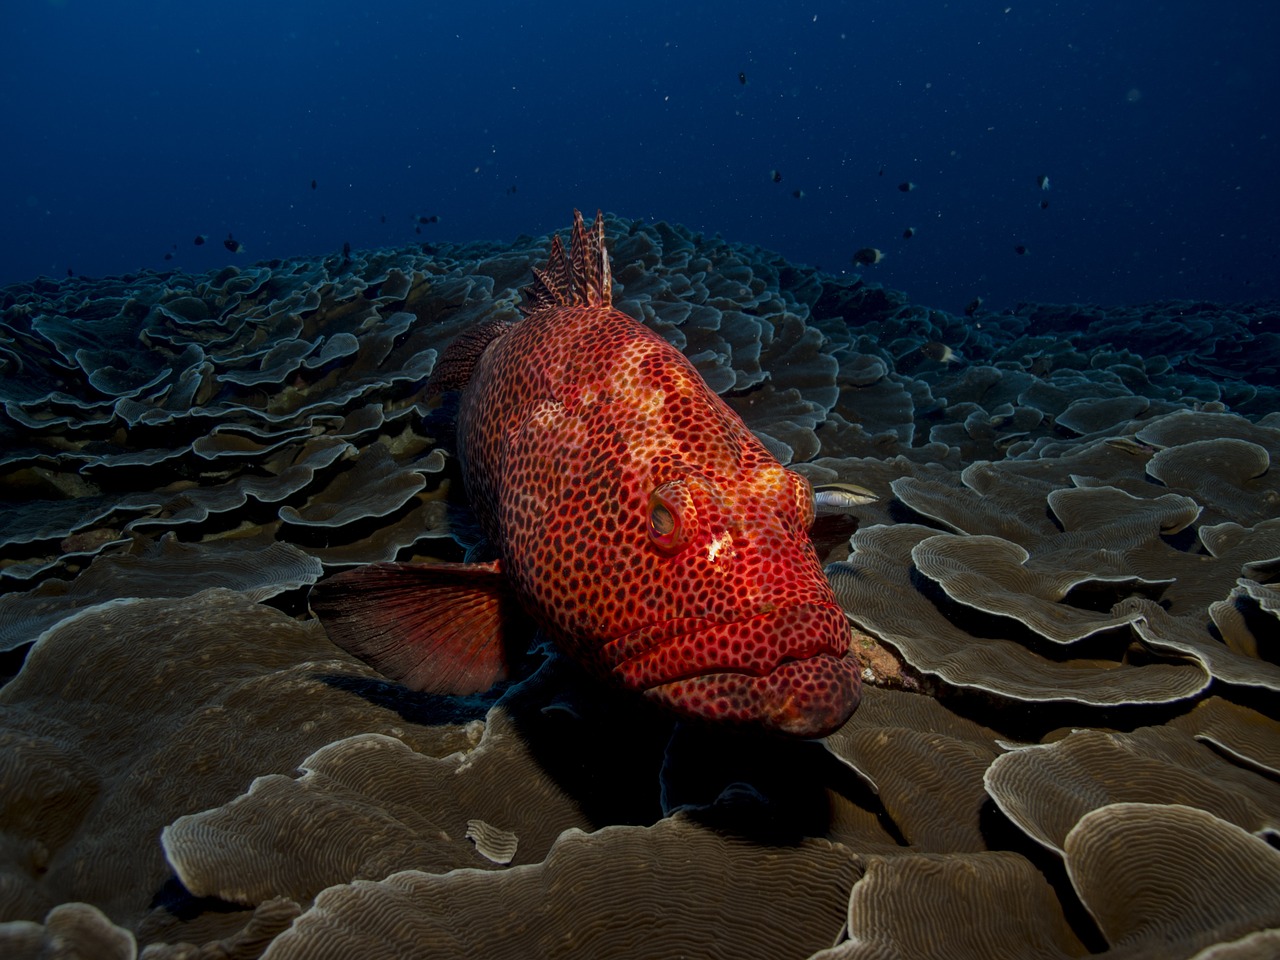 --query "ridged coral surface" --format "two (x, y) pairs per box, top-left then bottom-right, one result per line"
(1, 216), (1277, 959)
